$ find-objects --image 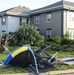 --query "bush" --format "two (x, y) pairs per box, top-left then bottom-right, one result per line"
(46, 36), (74, 52)
(61, 39), (73, 45)
(47, 36), (61, 44)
